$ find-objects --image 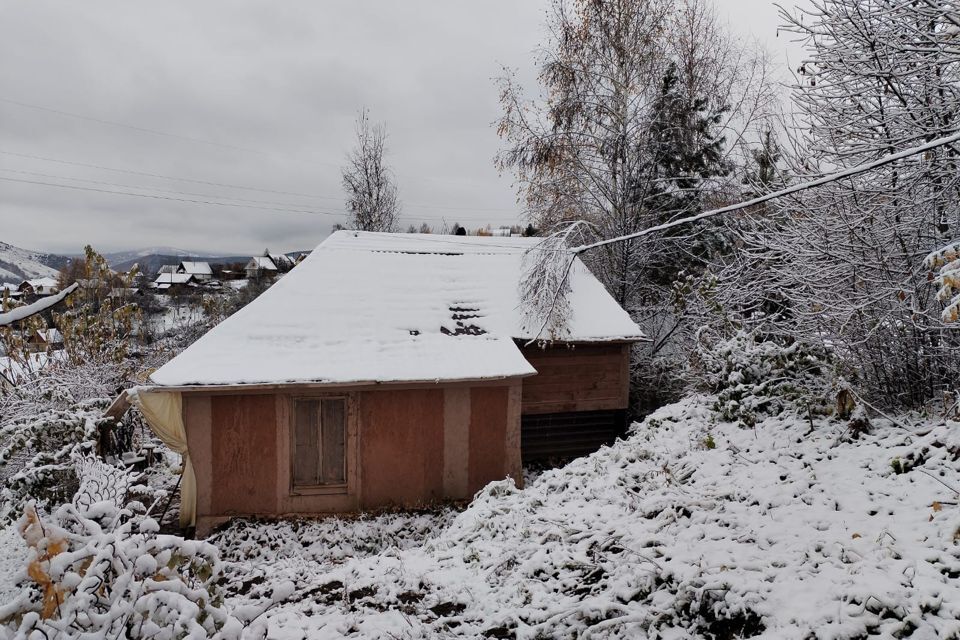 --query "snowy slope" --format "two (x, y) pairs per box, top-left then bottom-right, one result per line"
(211, 397), (960, 639)
(0, 241), (60, 283)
